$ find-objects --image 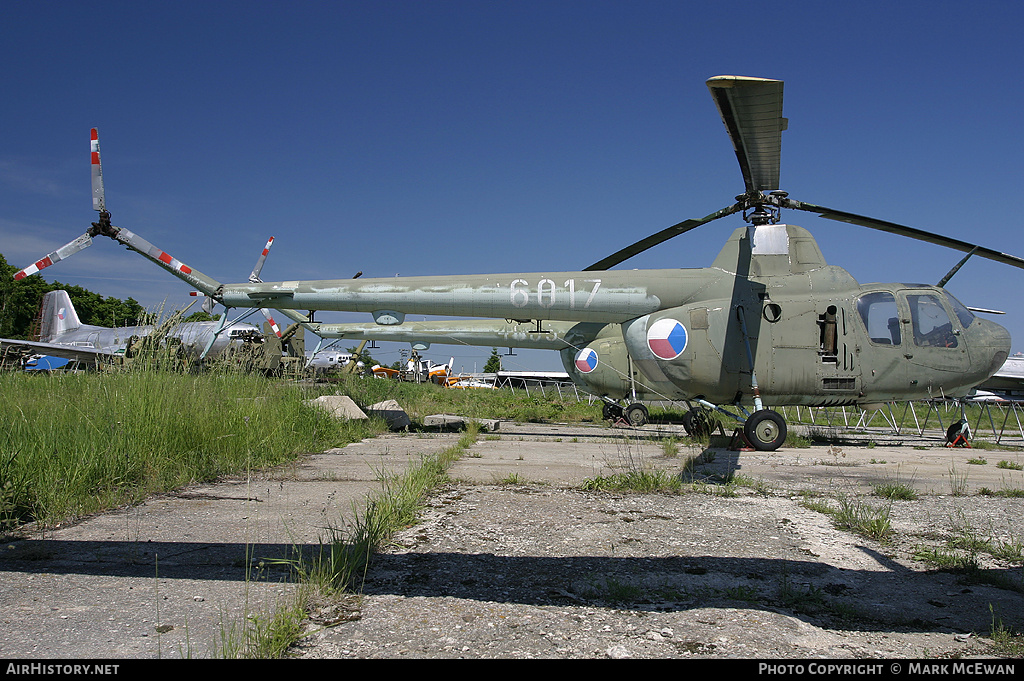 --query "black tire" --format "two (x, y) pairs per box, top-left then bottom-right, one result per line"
(946, 419), (968, 444)
(682, 407), (713, 438)
(743, 409), (787, 451)
(602, 402), (623, 421)
(624, 403), (649, 427)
